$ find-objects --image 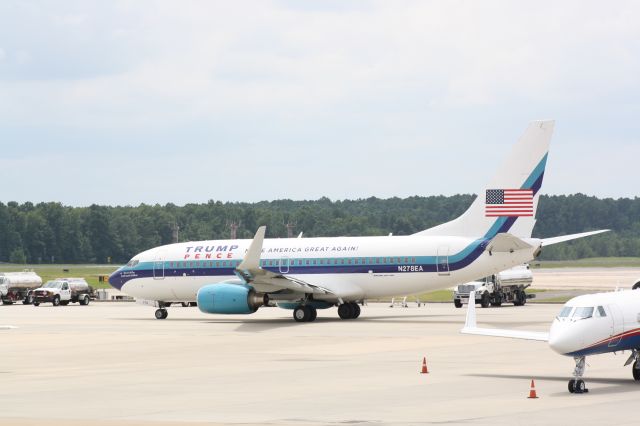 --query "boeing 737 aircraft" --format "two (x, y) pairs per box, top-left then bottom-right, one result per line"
(108, 120), (606, 321)
(462, 289), (640, 393)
